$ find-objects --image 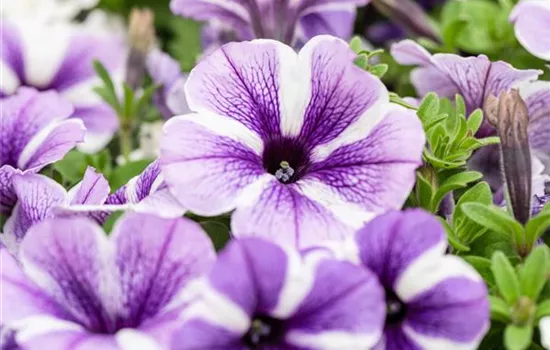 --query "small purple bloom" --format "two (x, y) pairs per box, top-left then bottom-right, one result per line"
(0, 88), (85, 214)
(172, 237), (385, 349)
(1, 213), (215, 350)
(170, 0), (369, 51)
(161, 36), (425, 247)
(104, 160), (185, 218)
(510, 0), (550, 61)
(2, 168), (109, 254)
(1, 20), (126, 152)
(391, 40), (541, 136)
(146, 50), (190, 119)
(352, 209), (490, 349)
